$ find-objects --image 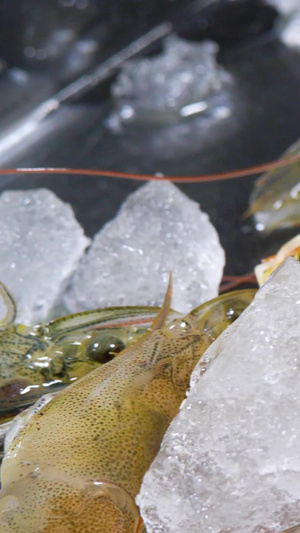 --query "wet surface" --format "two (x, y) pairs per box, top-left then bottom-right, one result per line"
(0, 0), (300, 279)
